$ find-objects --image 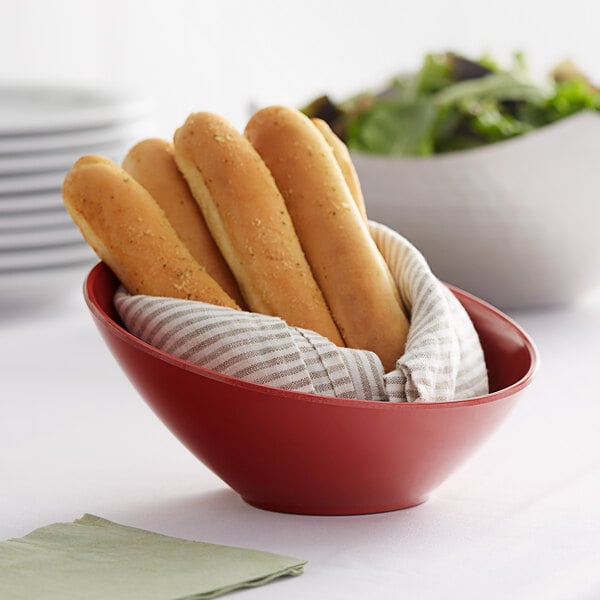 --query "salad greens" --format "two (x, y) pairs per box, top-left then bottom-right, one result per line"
(301, 52), (600, 156)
